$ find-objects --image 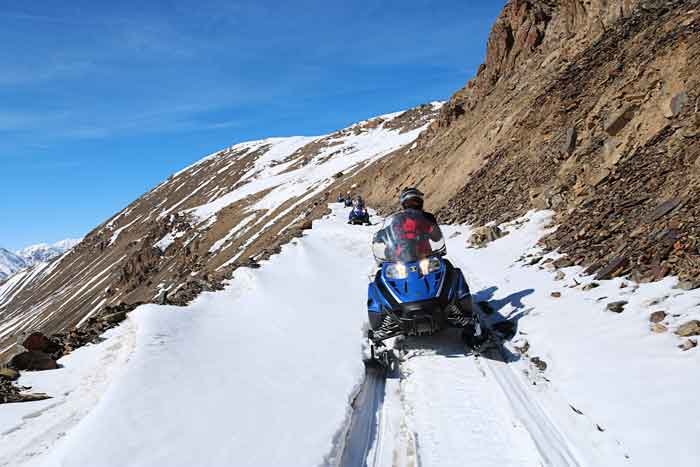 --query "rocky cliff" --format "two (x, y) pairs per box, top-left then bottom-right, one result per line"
(359, 0), (699, 286)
